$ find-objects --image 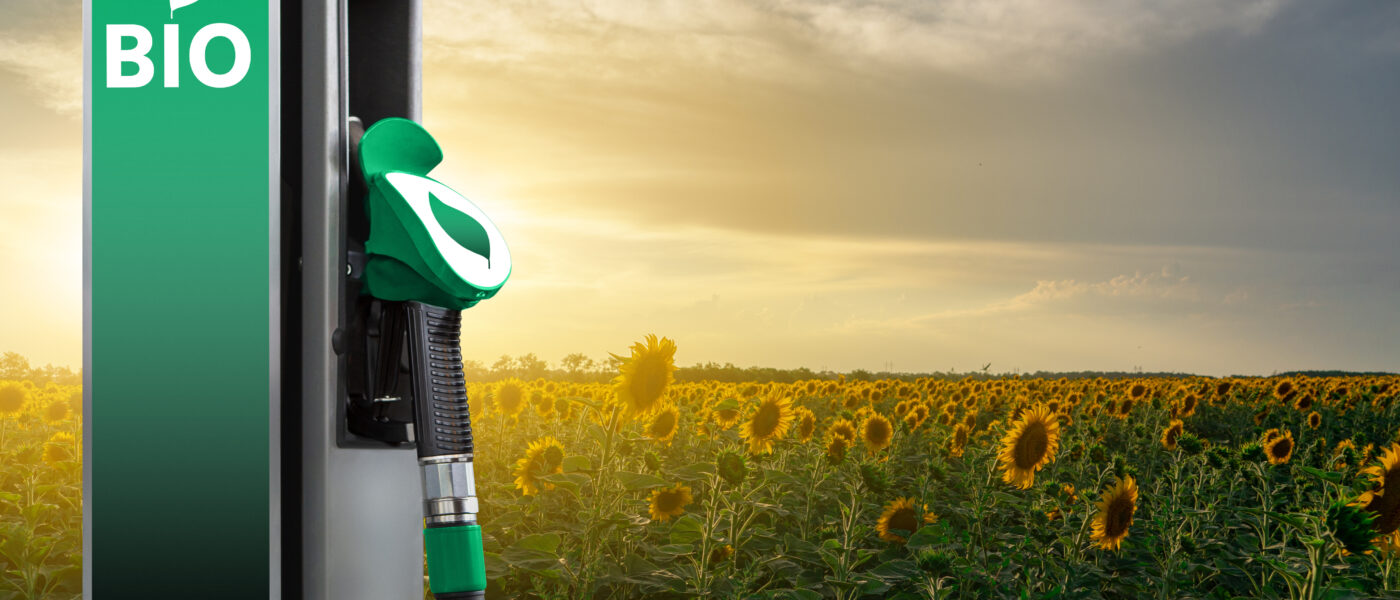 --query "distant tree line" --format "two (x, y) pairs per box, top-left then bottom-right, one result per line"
(0, 352), (83, 385)
(462, 353), (1393, 385)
